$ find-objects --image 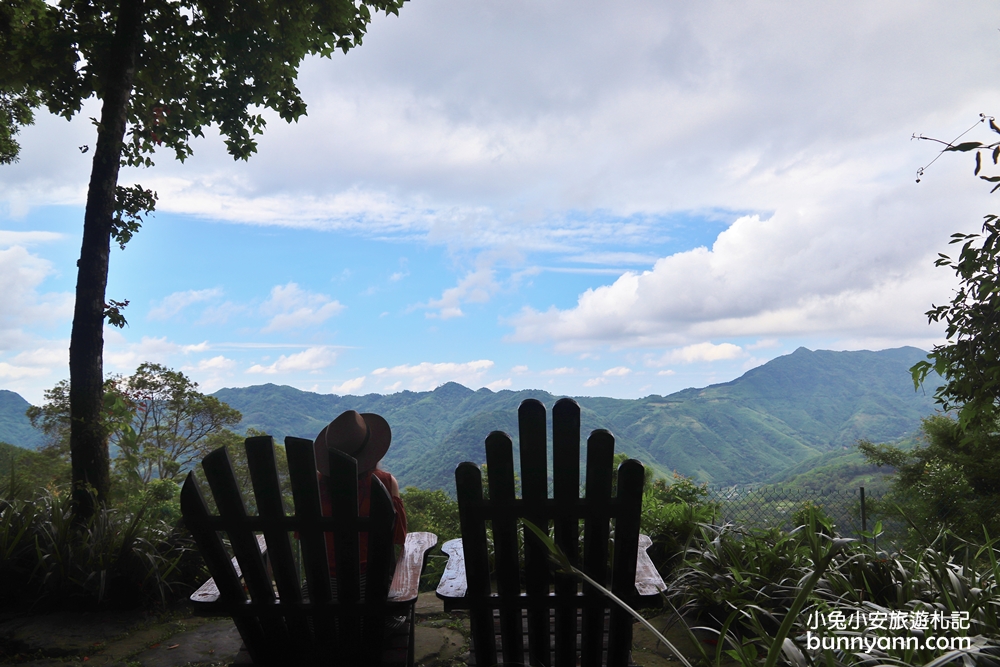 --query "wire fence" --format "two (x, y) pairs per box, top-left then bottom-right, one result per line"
(705, 486), (908, 549)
